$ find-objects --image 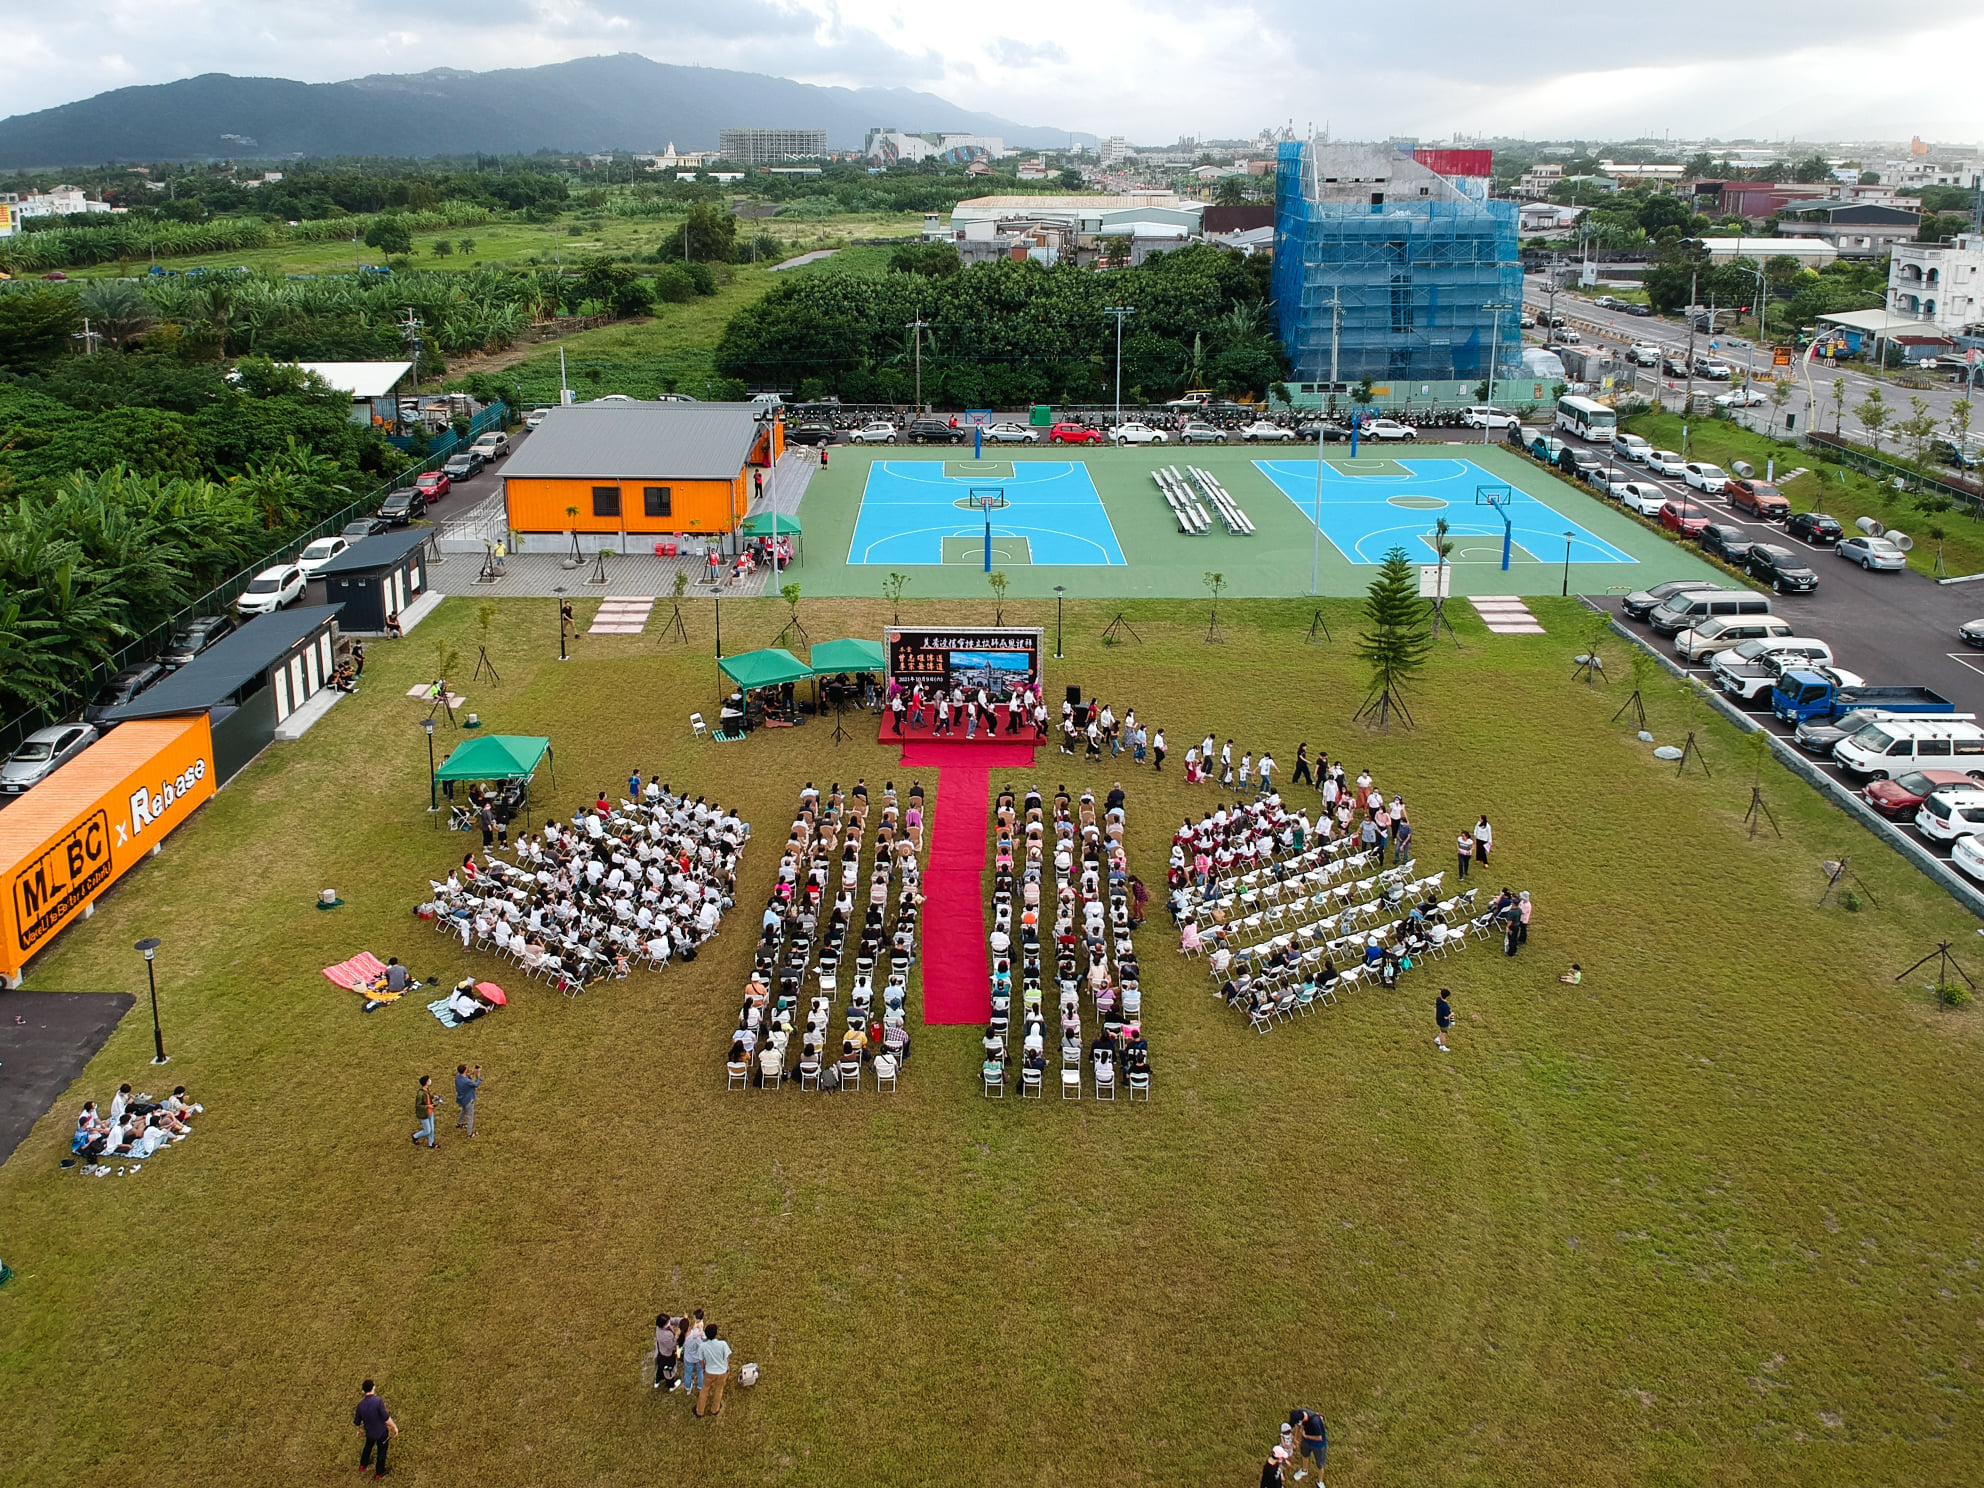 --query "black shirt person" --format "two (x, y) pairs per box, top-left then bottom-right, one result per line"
(354, 1380), (398, 1477)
